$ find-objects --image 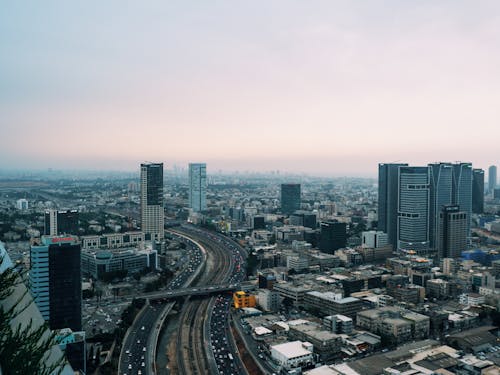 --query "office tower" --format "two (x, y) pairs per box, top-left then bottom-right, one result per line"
(428, 163), (453, 251)
(140, 163), (164, 241)
(472, 168), (485, 214)
(280, 183), (301, 215)
(319, 221), (347, 253)
(44, 209), (79, 236)
(452, 162), (472, 237)
(188, 163), (207, 212)
(489, 165), (497, 192)
(30, 236), (82, 331)
(378, 163), (408, 249)
(437, 205), (467, 259)
(397, 166), (430, 253)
